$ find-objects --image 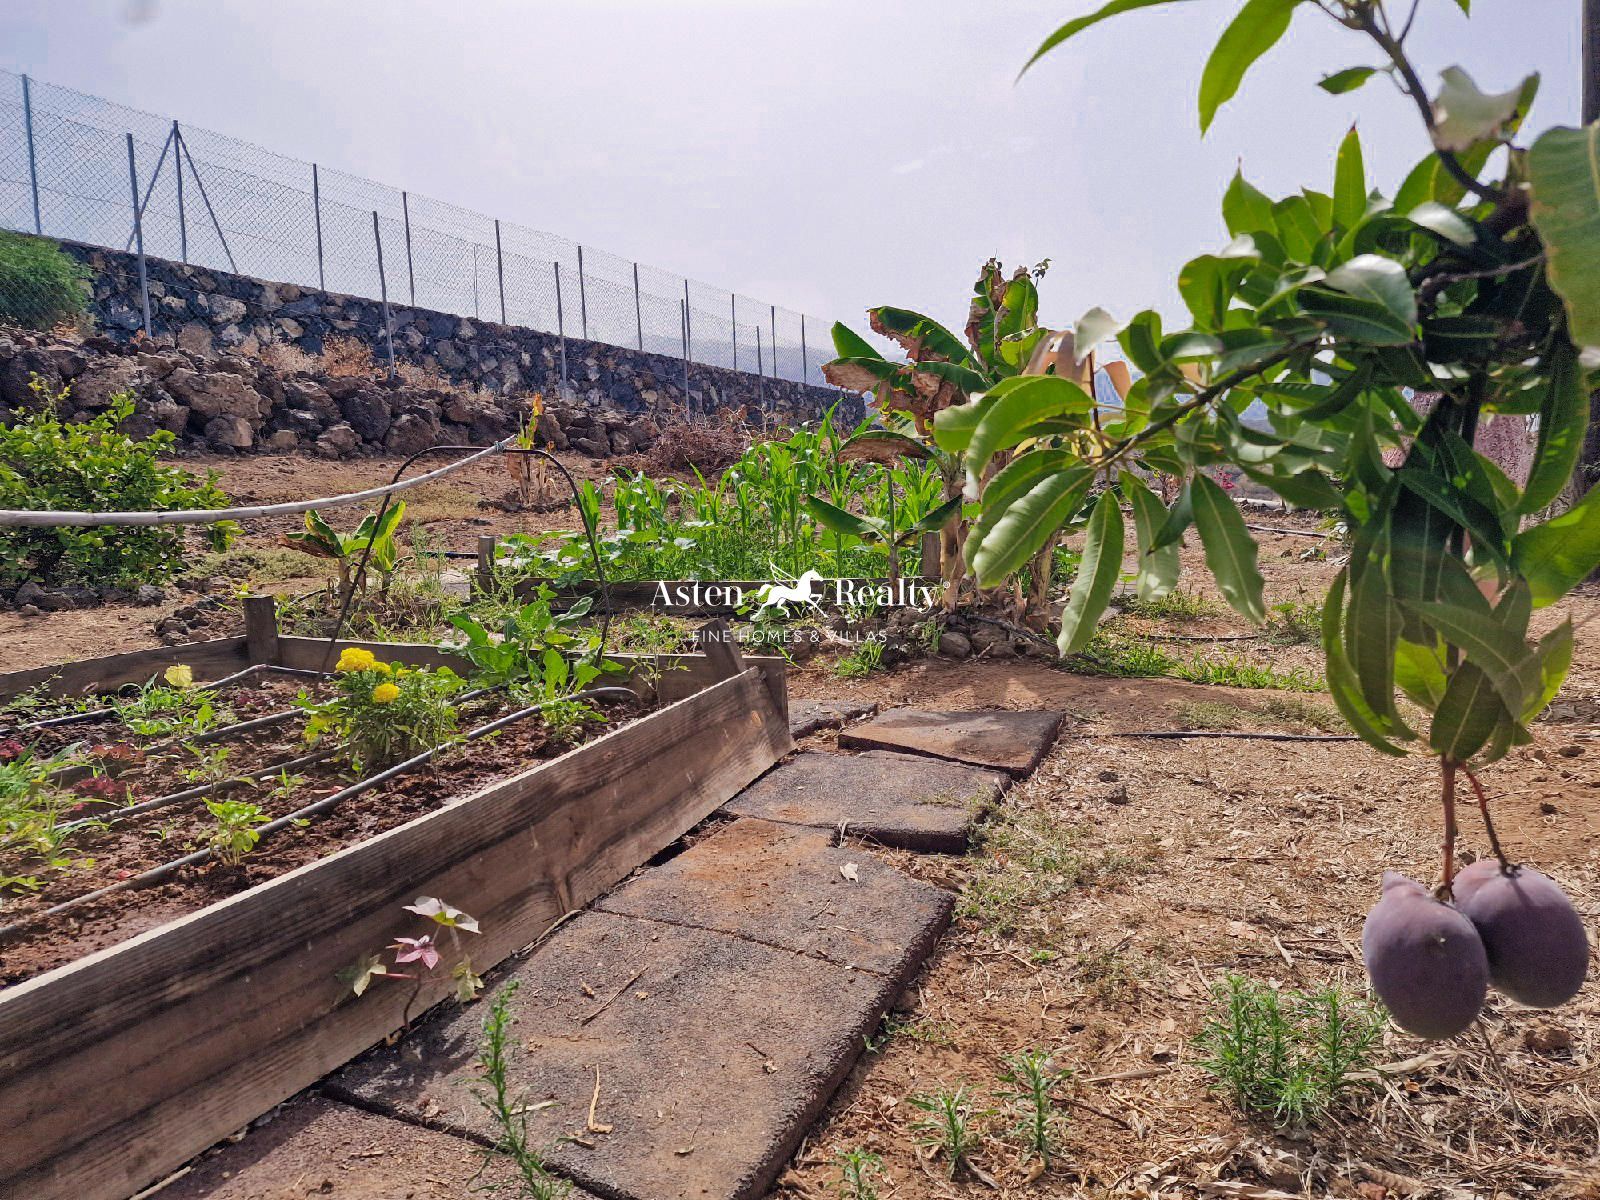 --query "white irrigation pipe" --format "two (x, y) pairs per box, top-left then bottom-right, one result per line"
(0, 439), (508, 528)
